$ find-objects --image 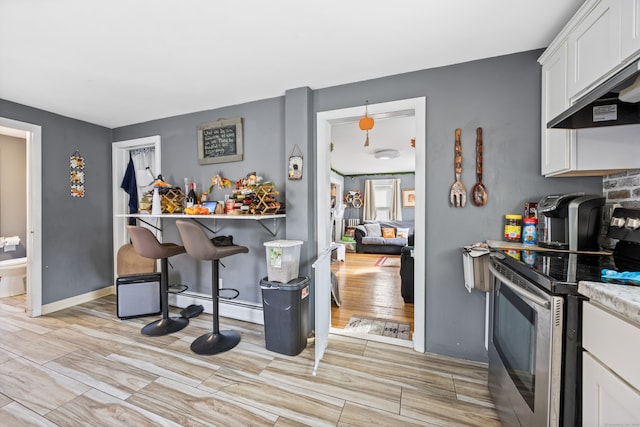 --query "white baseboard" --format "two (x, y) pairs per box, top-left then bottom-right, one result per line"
(171, 292), (264, 325)
(41, 285), (264, 325)
(42, 285), (115, 315)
